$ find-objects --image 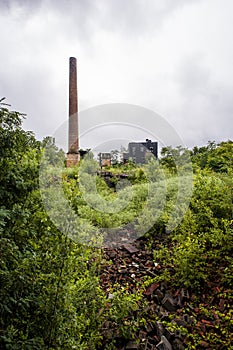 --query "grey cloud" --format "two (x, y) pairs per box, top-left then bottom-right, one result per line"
(0, 0), (232, 148)
(1, 0), (203, 39)
(174, 56), (233, 146)
(177, 57), (211, 97)
(0, 0), (42, 13)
